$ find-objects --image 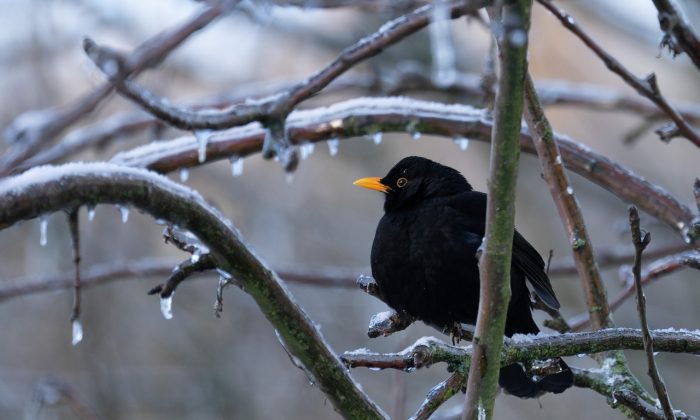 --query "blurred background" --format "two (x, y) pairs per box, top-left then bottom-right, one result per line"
(1, 0), (699, 419)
